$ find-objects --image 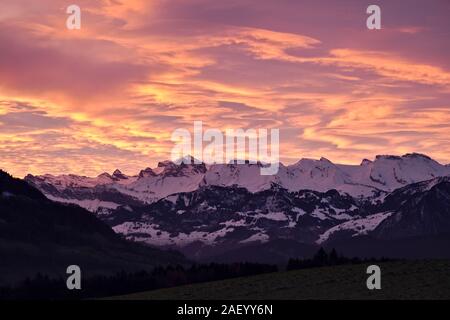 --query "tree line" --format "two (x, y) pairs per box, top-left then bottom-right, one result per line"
(287, 247), (391, 270)
(0, 248), (390, 299)
(0, 262), (278, 299)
